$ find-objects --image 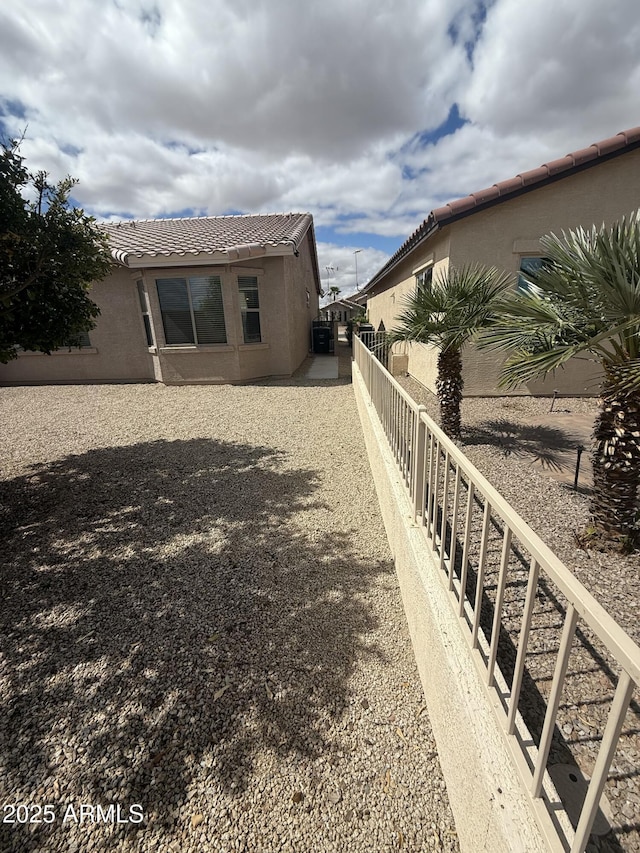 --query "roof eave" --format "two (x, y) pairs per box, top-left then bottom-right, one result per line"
(111, 244), (298, 269)
(362, 127), (640, 295)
